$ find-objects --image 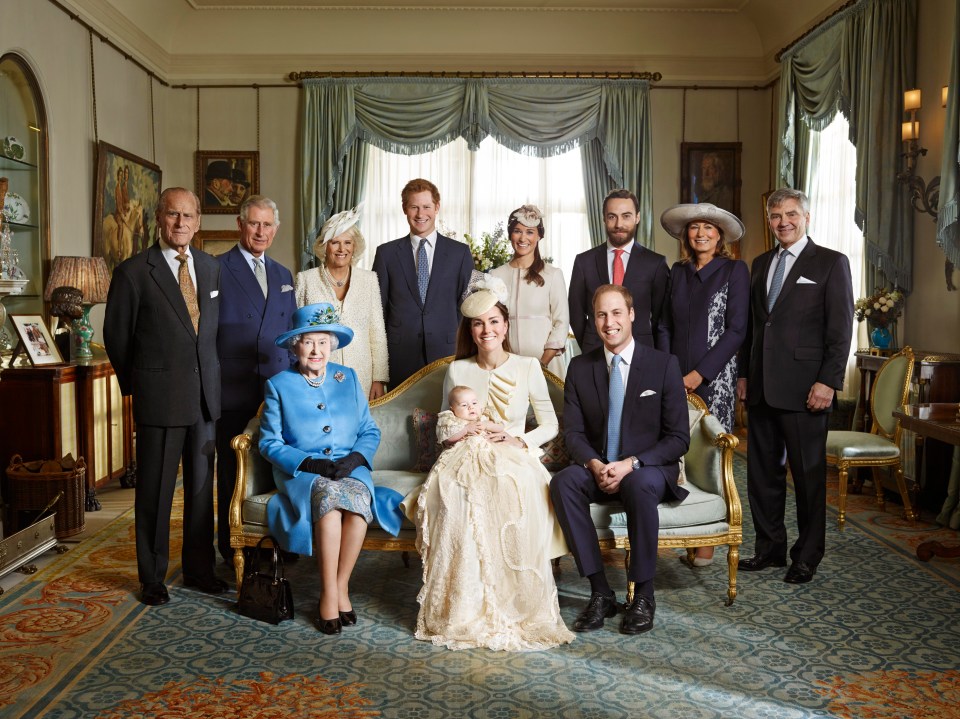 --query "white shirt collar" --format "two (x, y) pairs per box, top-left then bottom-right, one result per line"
(607, 239), (635, 255)
(237, 244), (265, 266)
(410, 230), (438, 246)
(159, 237), (191, 260)
(778, 236), (808, 257)
(603, 338), (636, 367)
